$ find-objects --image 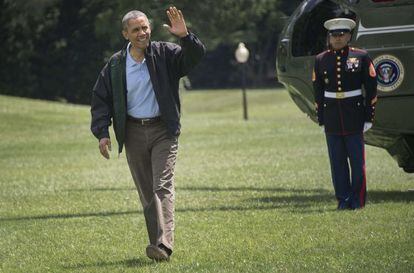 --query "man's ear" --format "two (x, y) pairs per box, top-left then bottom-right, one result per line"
(148, 18), (153, 29)
(122, 30), (129, 40)
(346, 33), (352, 43)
